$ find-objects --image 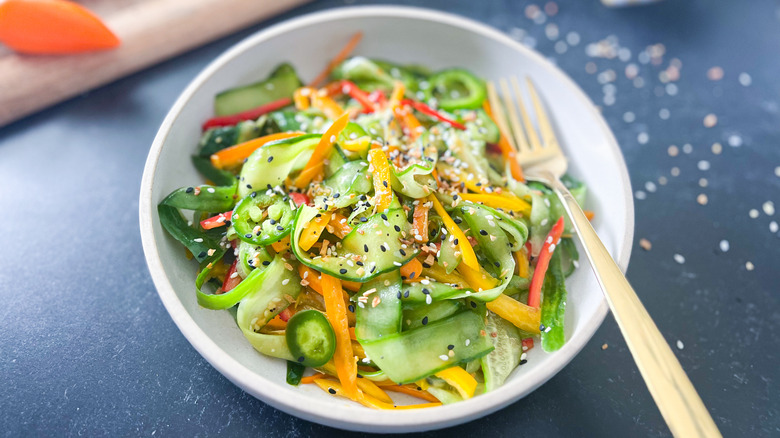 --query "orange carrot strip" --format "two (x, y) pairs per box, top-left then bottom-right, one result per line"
(348, 326), (357, 340)
(368, 148), (393, 213)
(0, 0), (119, 54)
(412, 202), (430, 243)
(394, 105), (423, 140)
(270, 235), (291, 253)
(382, 385), (440, 403)
(264, 315), (287, 330)
(210, 132), (303, 169)
(400, 258), (423, 282)
(321, 274), (358, 399)
(483, 101), (524, 181)
(328, 213), (353, 239)
(299, 212), (332, 251)
(311, 92), (345, 121)
(309, 32), (364, 88)
(300, 373), (327, 384)
(294, 112), (350, 188)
